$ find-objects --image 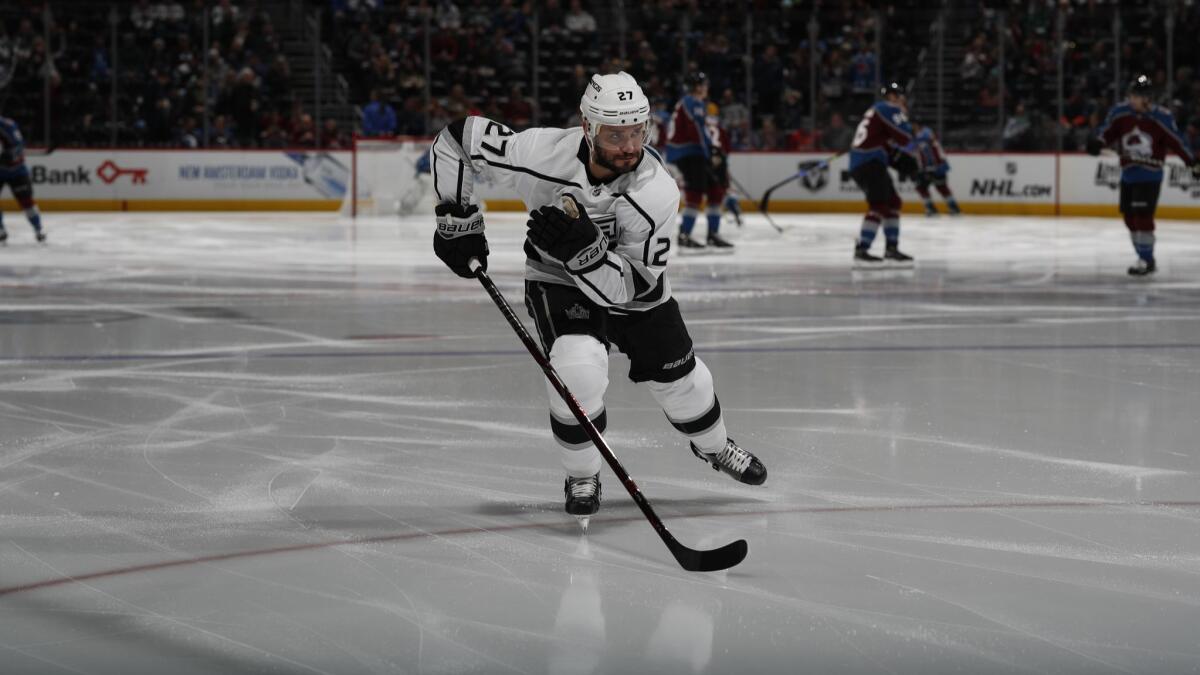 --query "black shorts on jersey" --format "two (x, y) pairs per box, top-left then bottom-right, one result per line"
(1119, 181), (1161, 215)
(674, 155), (712, 195)
(525, 280), (696, 384)
(849, 159), (897, 205)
